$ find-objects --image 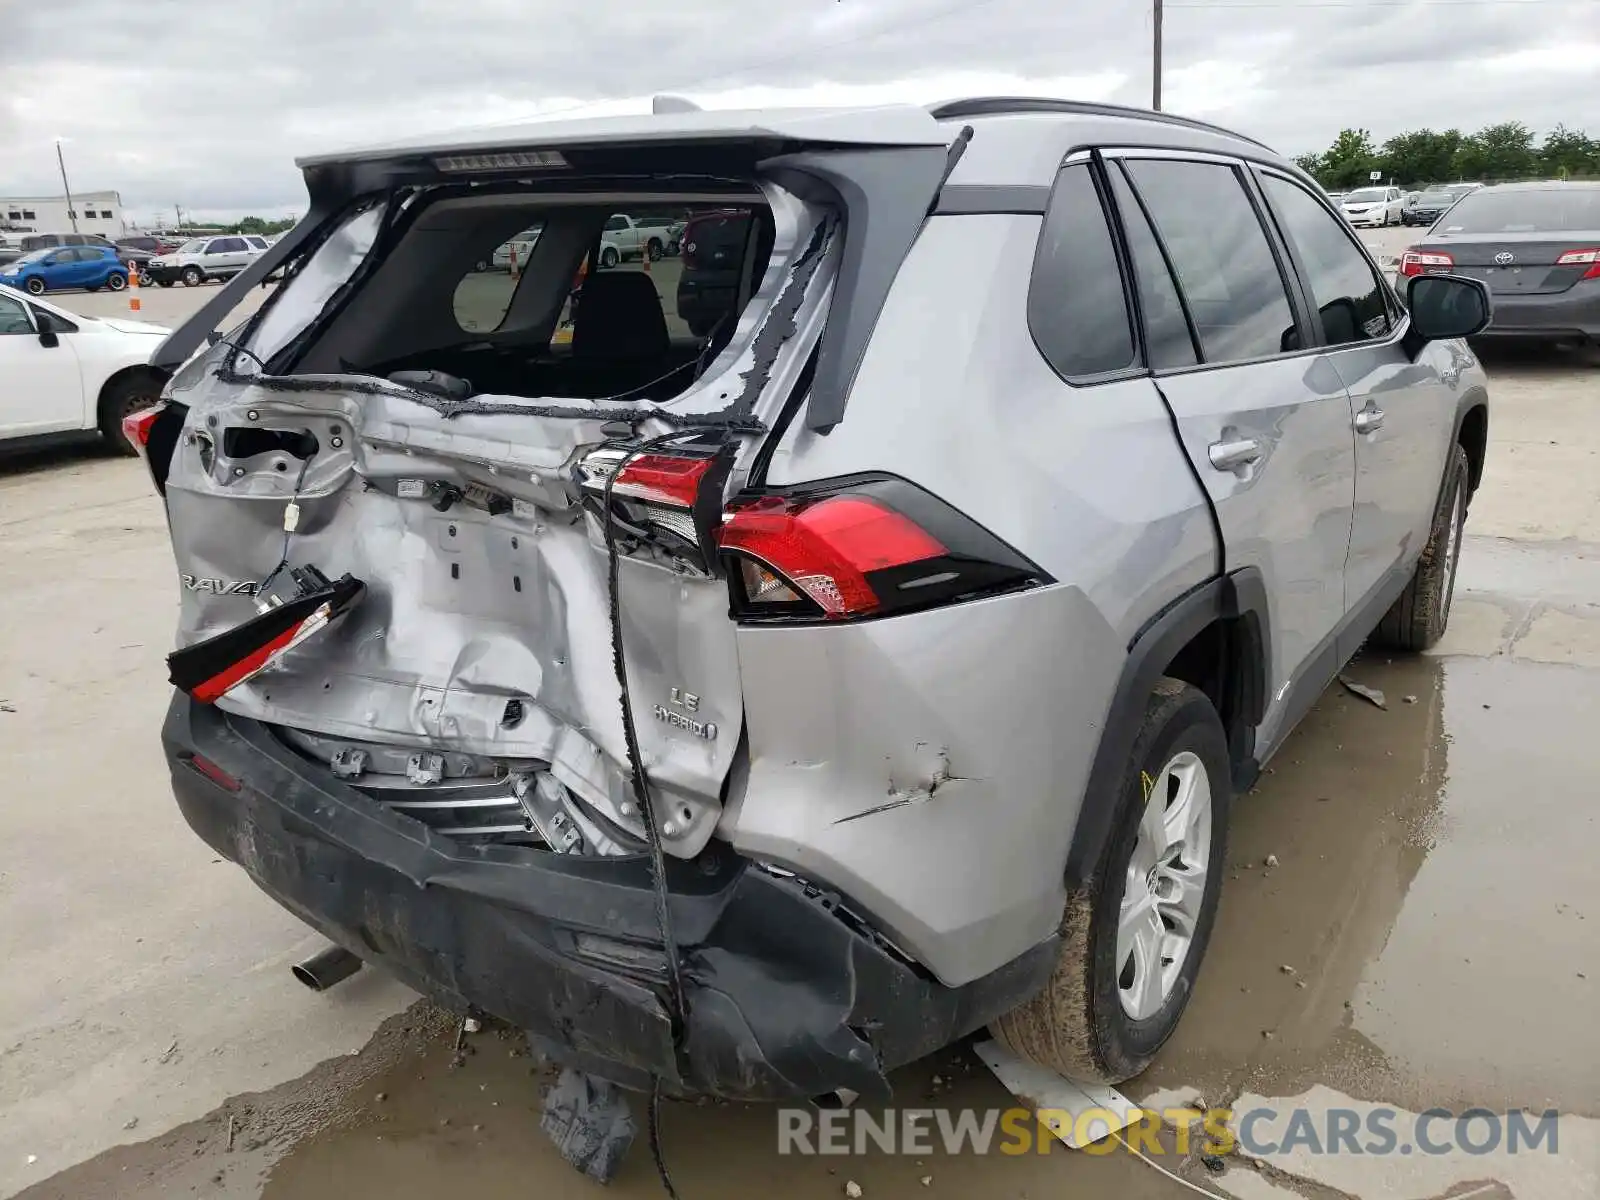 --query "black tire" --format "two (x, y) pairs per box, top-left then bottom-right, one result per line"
(1370, 444), (1469, 652)
(25, 277), (46, 296)
(107, 272), (127, 291)
(98, 371), (166, 456)
(600, 246), (619, 269)
(182, 266), (203, 287)
(991, 679), (1231, 1084)
(646, 239), (663, 261)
